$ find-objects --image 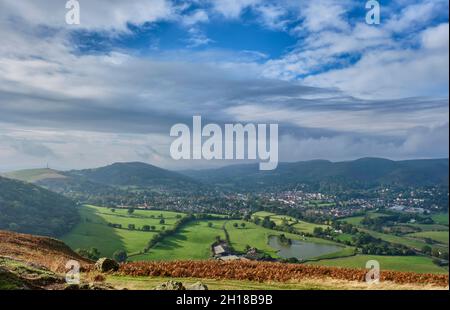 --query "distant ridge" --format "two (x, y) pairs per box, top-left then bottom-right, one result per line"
(183, 158), (449, 191)
(67, 162), (199, 188)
